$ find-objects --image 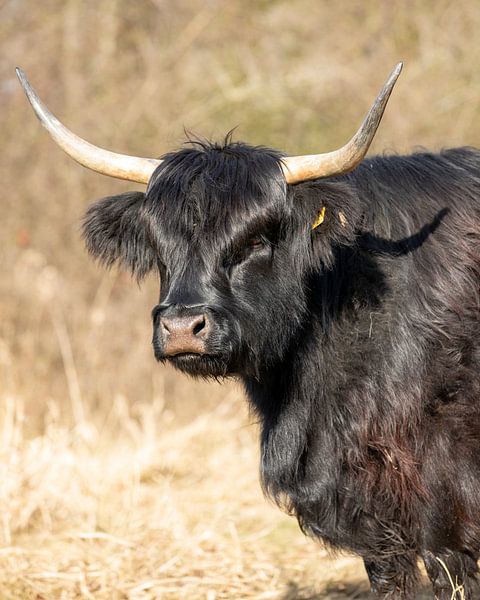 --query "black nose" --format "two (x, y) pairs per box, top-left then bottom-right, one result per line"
(159, 313), (210, 356)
